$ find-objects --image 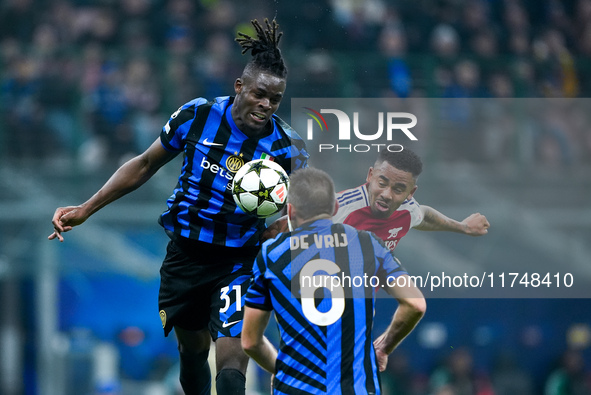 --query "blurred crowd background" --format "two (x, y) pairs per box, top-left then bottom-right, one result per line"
(0, 0), (590, 394)
(1, 0), (591, 167)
